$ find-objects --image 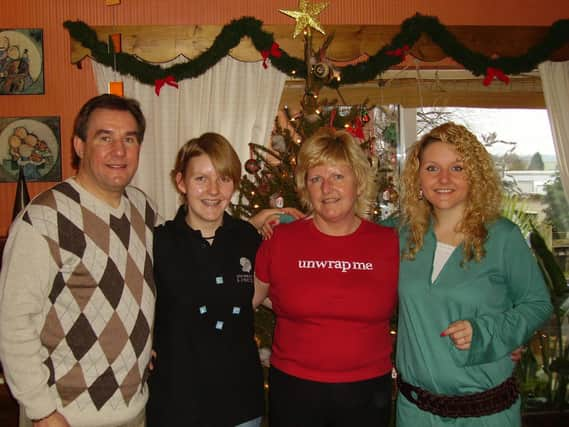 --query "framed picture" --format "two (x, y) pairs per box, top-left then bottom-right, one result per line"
(0, 28), (44, 95)
(0, 116), (61, 182)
